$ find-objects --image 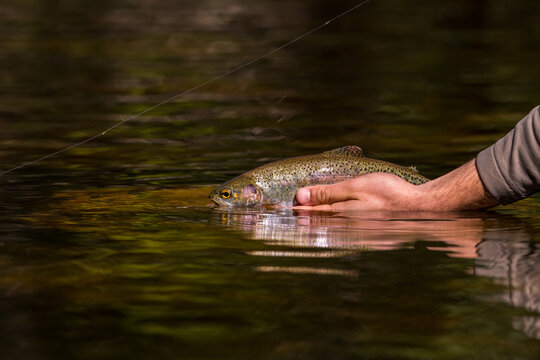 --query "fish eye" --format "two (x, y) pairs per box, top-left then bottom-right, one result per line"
(220, 189), (231, 199)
